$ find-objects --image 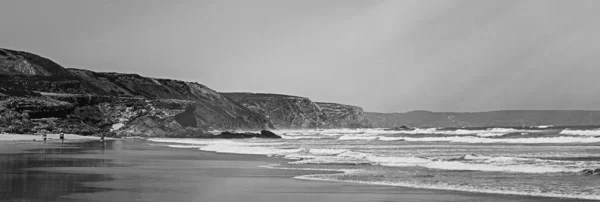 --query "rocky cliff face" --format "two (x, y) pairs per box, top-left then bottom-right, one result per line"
(0, 95), (205, 137)
(366, 110), (600, 128)
(223, 93), (326, 129)
(66, 69), (273, 130)
(0, 48), (272, 137)
(315, 102), (374, 128)
(224, 93), (373, 129)
(0, 49), (73, 77)
(1, 47), (382, 136)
